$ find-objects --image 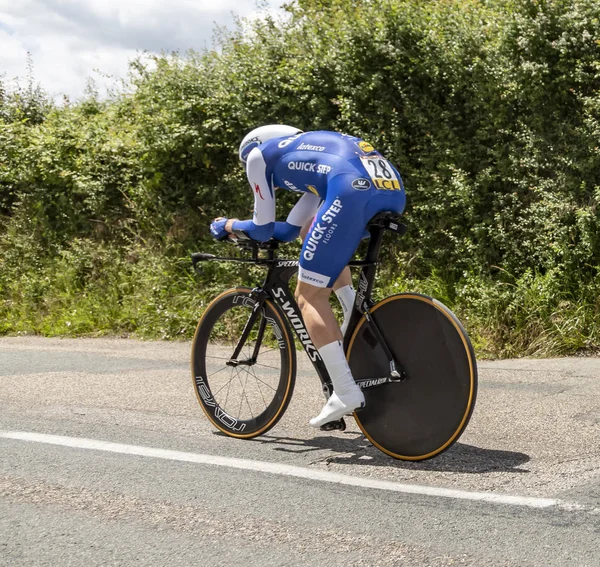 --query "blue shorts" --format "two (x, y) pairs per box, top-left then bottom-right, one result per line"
(298, 167), (406, 288)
